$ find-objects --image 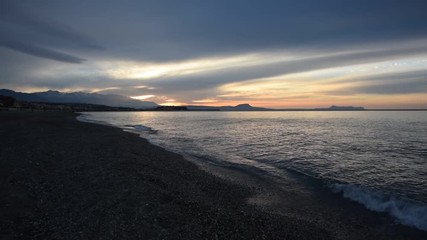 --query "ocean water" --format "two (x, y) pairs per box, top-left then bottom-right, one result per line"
(78, 111), (427, 231)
